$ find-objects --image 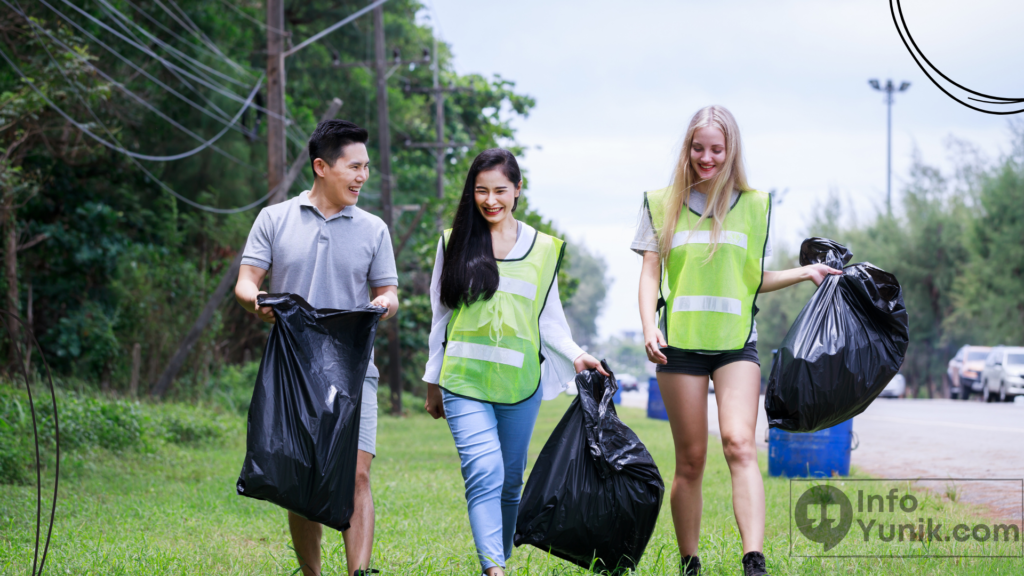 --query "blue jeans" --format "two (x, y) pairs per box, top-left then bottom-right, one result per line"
(442, 387), (543, 572)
